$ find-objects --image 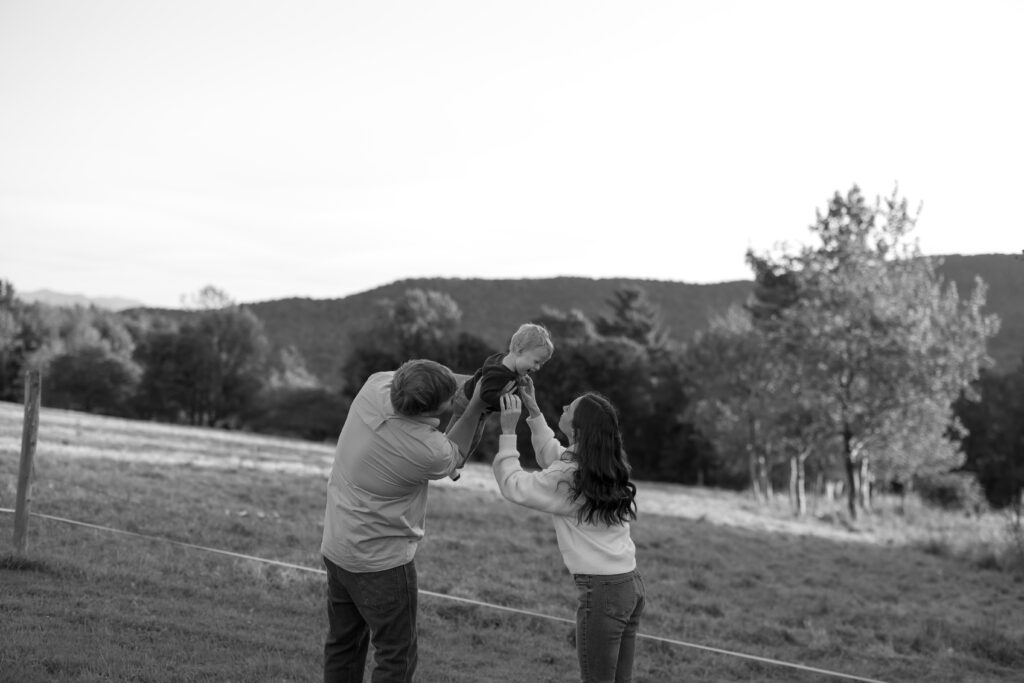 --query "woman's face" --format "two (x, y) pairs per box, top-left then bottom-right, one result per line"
(558, 397), (581, 444)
